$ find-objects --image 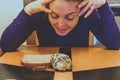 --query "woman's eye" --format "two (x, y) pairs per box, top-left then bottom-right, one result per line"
(51, 14), (59, 19)
(66, 15), (76, 21)
(66, 17), (74, 21)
